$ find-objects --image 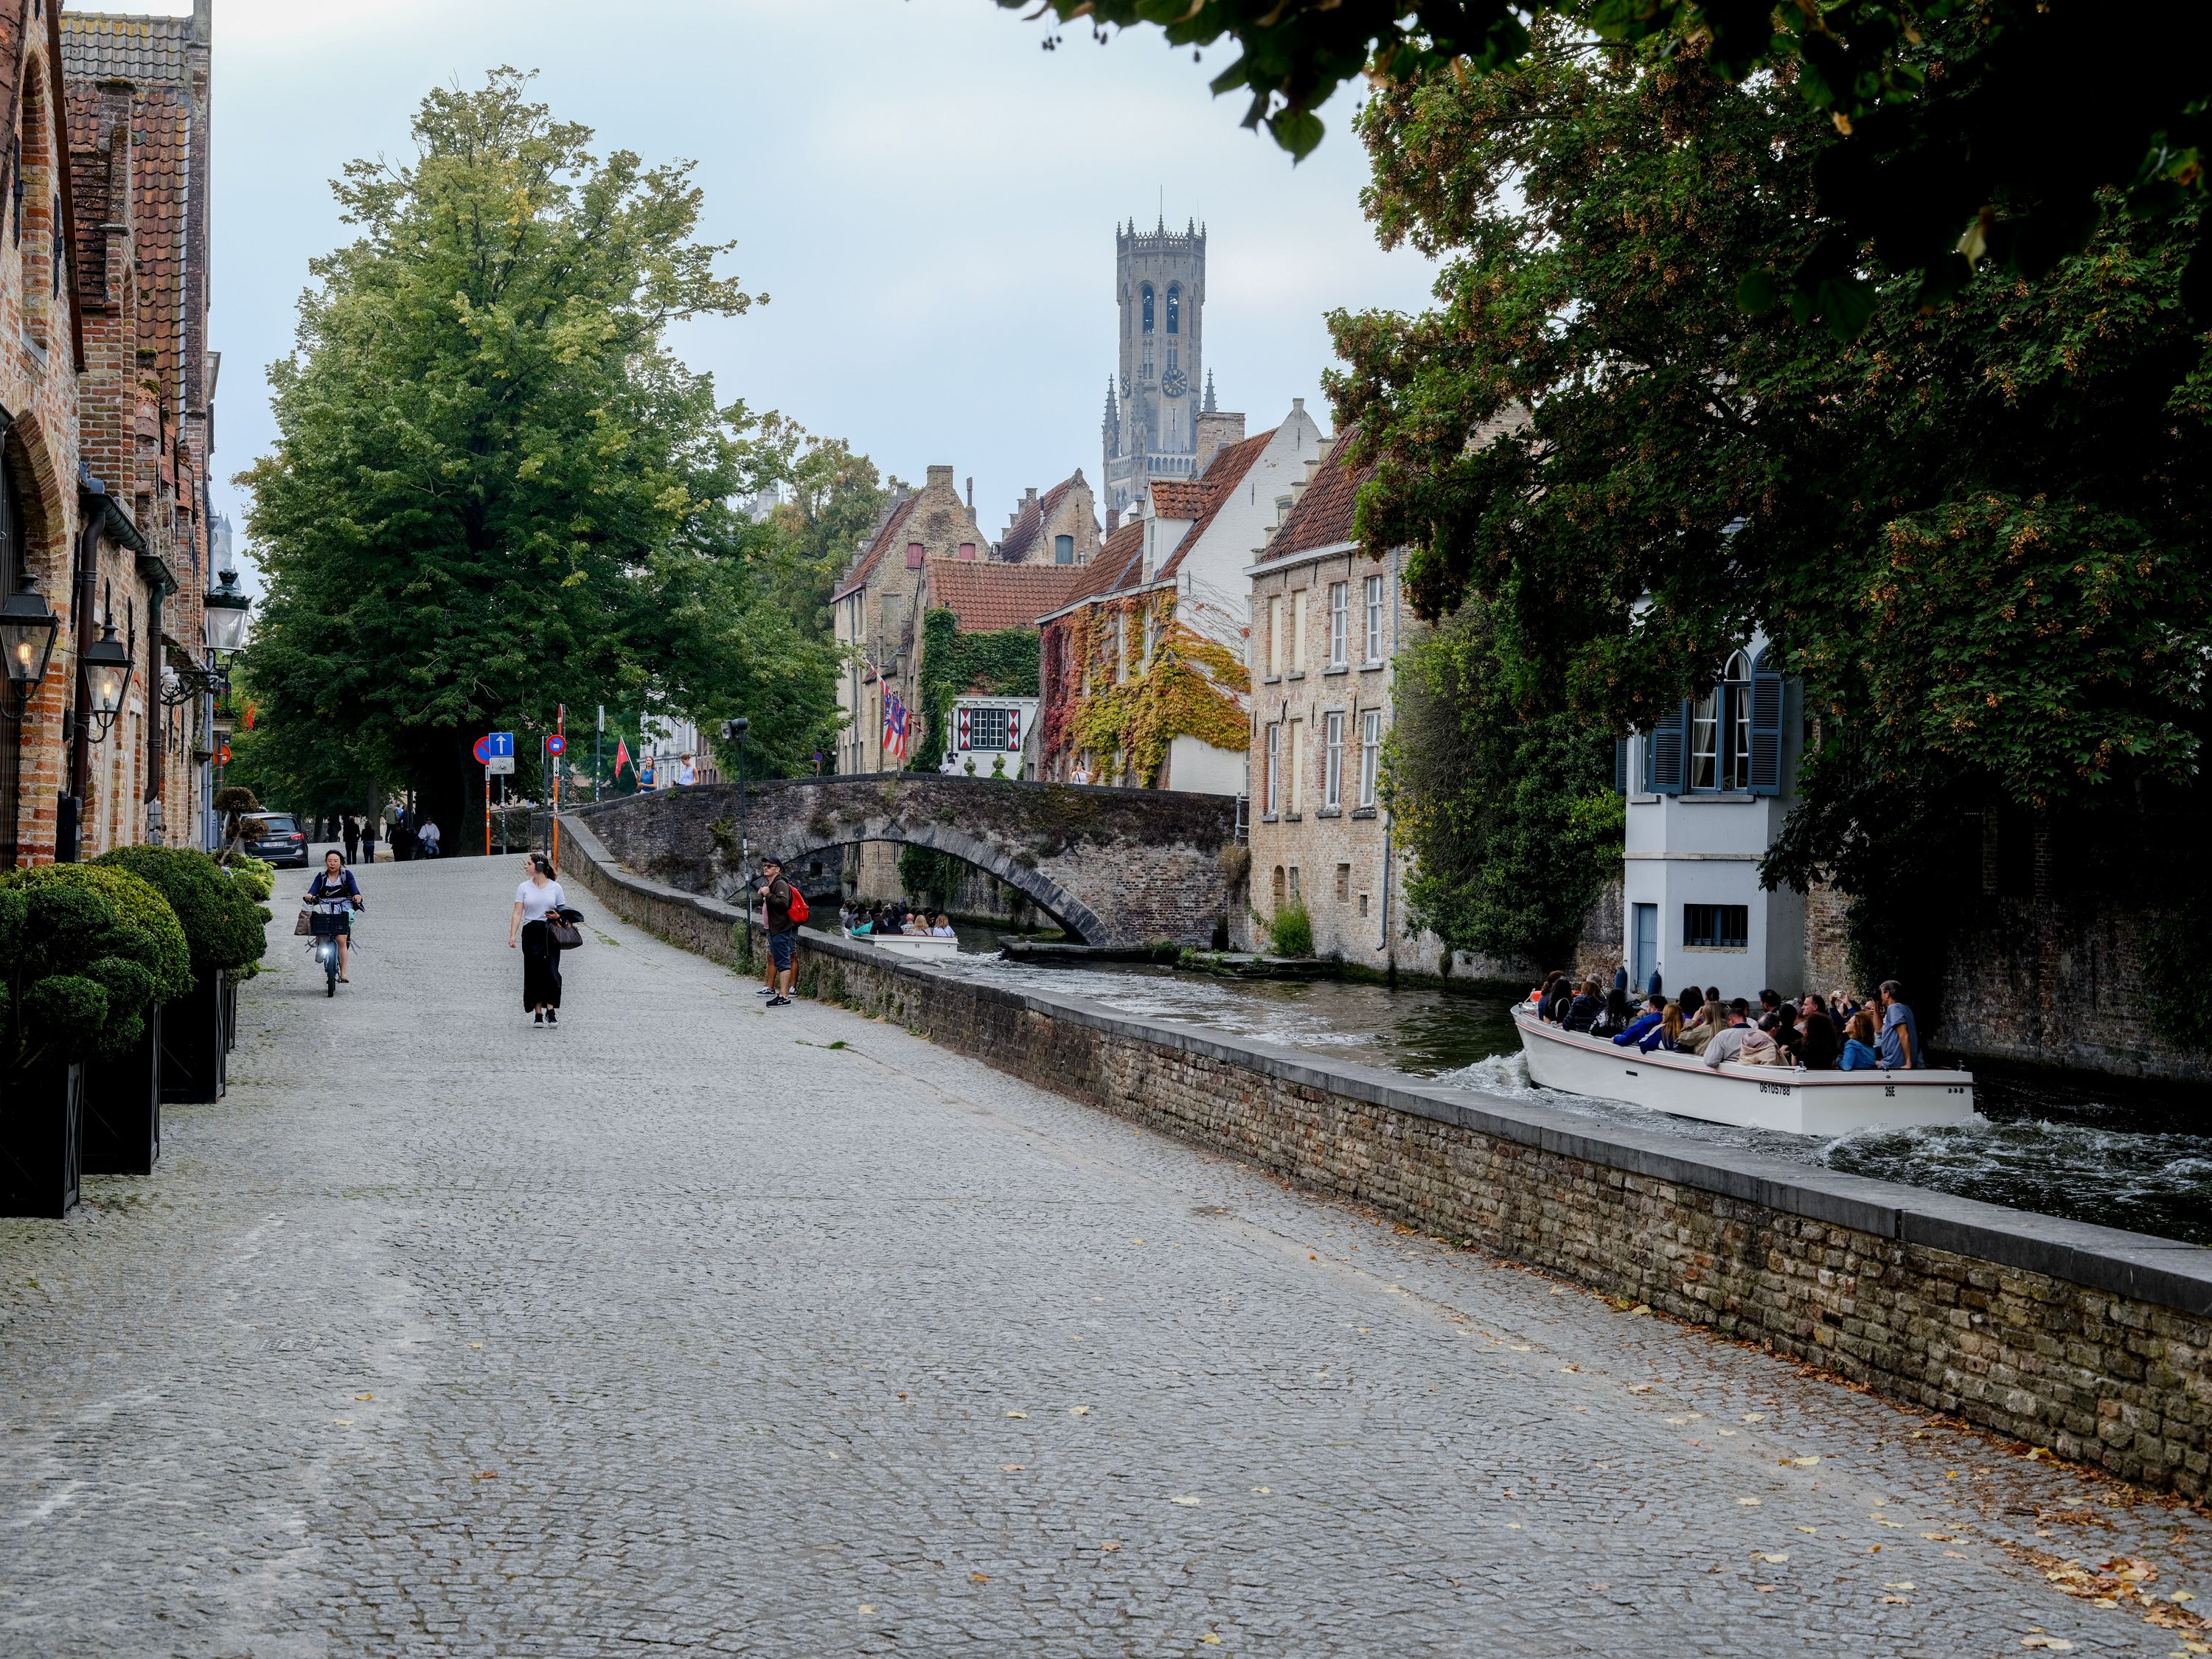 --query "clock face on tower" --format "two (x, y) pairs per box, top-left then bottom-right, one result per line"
(1162, 367), (1189, 398)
